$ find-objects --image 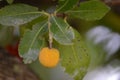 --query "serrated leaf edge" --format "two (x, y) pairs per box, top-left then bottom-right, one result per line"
(19, 21), (48, 57)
